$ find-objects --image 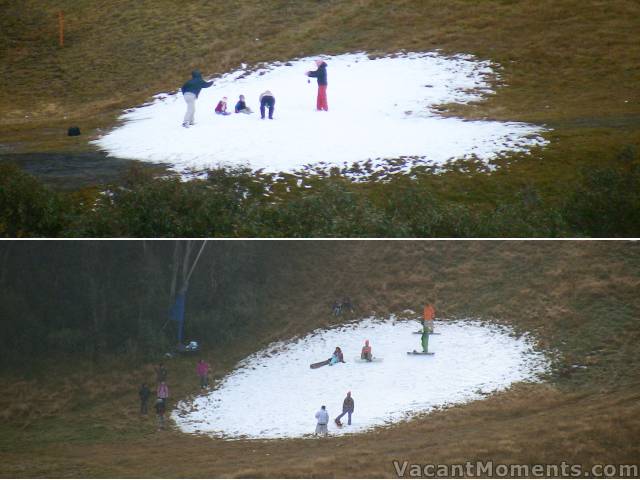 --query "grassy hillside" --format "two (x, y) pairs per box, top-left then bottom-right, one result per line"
(1, 241), (639, 477)
(1, 1), (639, 237)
